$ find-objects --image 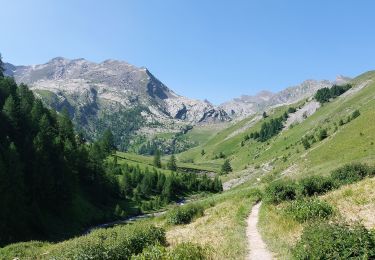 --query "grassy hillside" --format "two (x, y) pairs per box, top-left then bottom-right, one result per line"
(176, 71), (375, 181)
(3, 70), (375, 259)
(259, 174), (375, 259)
